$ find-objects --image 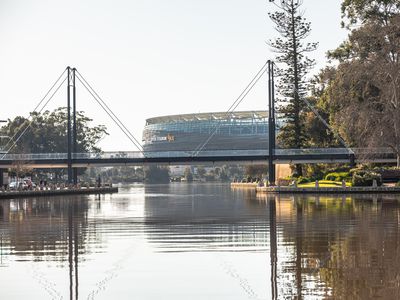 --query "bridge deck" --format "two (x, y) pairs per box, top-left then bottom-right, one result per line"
(0, 148), (396, 168)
